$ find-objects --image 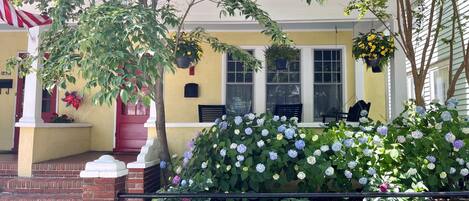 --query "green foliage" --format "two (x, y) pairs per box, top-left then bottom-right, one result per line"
(5, 54), (33, 78)
(171, 32), (203, 63)
(344, 0), (390, 19)
(352, 30), (396, 70)
(265, 44), (299, 67)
